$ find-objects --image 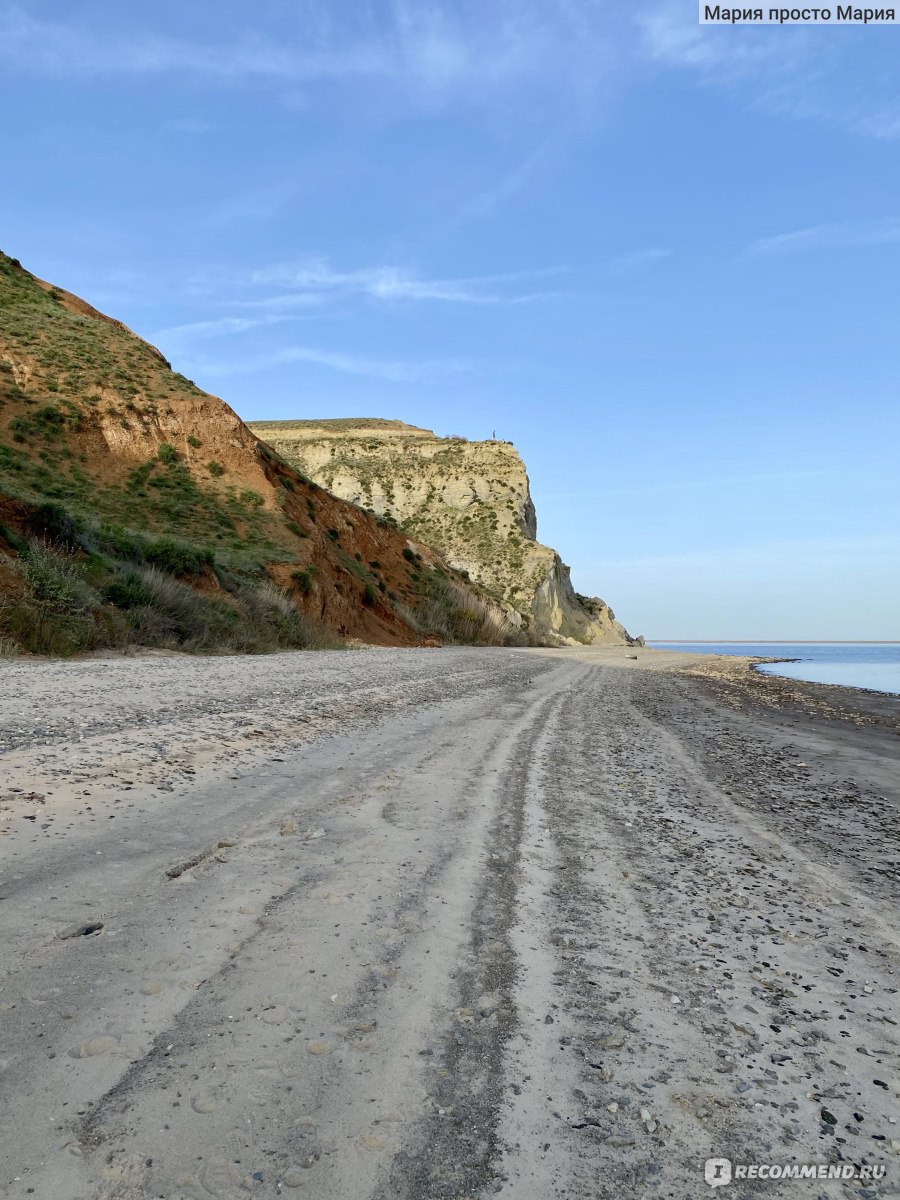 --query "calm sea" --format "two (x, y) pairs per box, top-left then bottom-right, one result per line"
(650, 643), (900, 697)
